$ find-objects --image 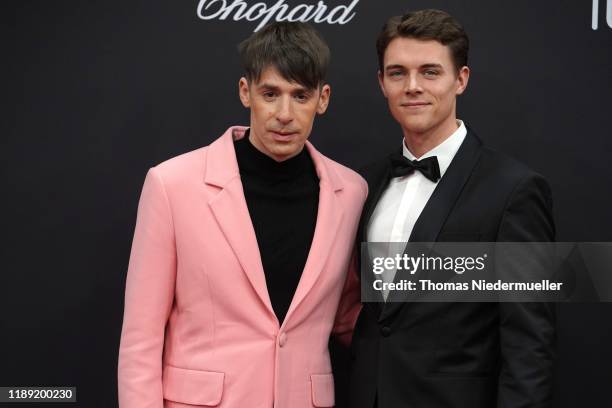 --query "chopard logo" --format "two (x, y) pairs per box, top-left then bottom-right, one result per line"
(196, 0), (360, 31)
(592, 0), (612, 29)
